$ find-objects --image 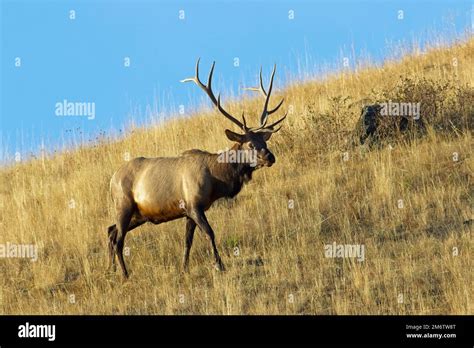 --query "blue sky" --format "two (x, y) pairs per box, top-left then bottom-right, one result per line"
(0, 0), (471, 163)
